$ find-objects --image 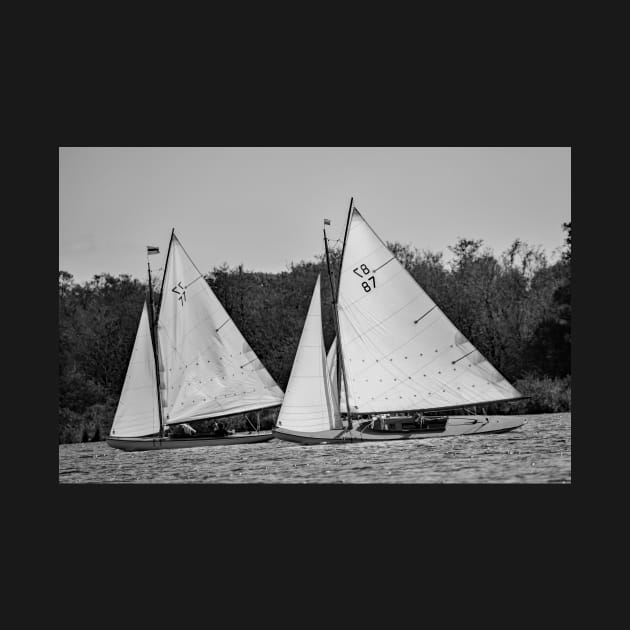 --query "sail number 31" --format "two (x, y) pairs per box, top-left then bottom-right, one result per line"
(353, 264), (376, 292)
